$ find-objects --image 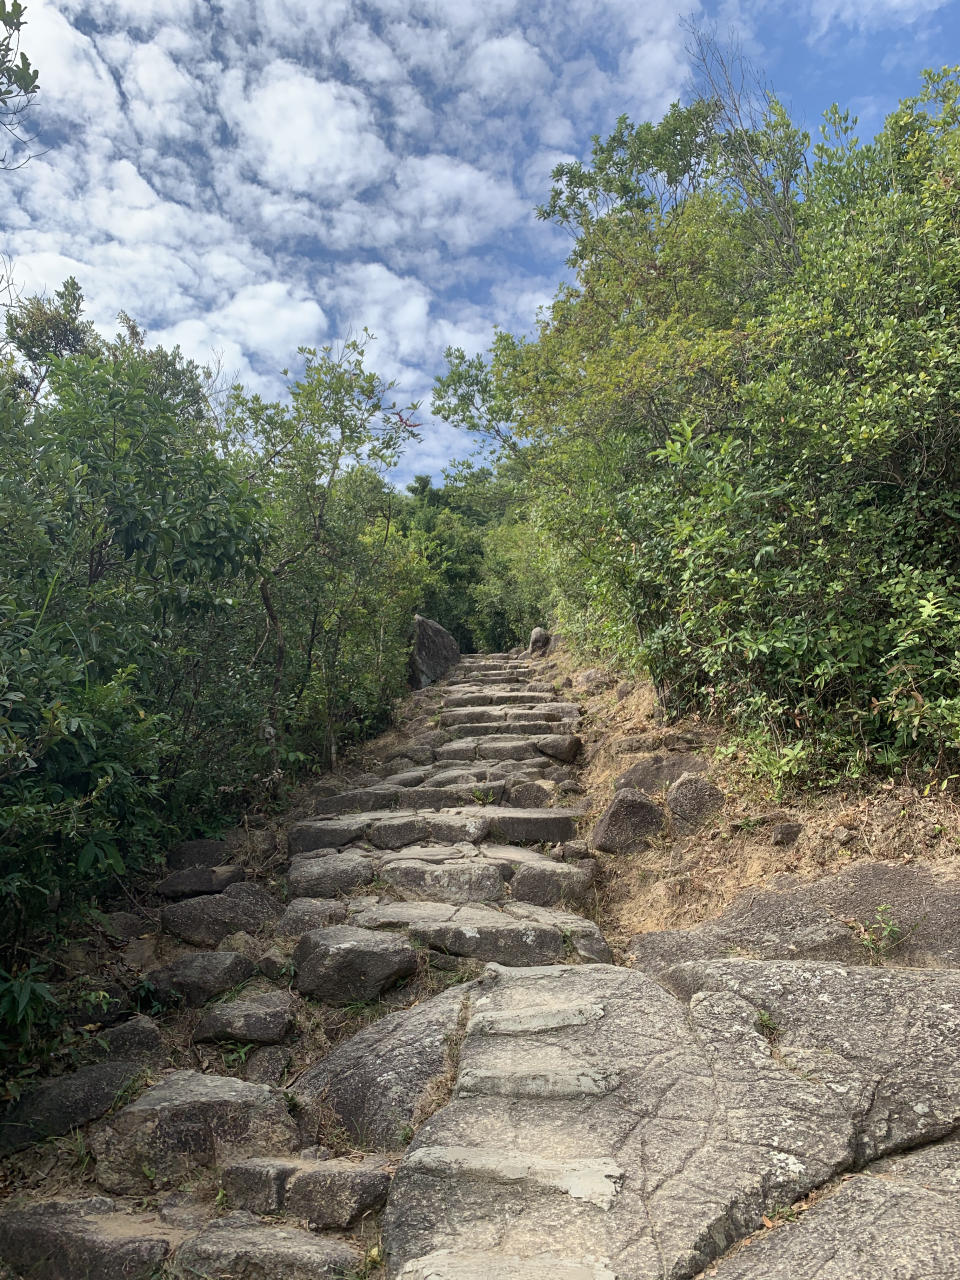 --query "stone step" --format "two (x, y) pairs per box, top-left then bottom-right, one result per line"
(0, 1198), (363, 1280)
(403, 1145), (624, 1206)
(443, 691), (557, 708)
(0, 1198), (184, 1280)
(90, 1071), (300, 1196)
(346, 900), (610, 965)
(383, 959), (960, 1279)
(222, 1153), (393, 1227)
(307, 781), (508, 816)
(289, 804), (583, 856)
(396, 1251), (617, 1279)
(285, 841), (593, 912)
(438, 720), (579, 739)
(440, 703), (579, 726)
(383, 759), (551, 787)
(376, 842), (595, 906)
(172, 1214), (360, 1277)
(292, 924), (417, 1002)
(445, 673), (533, 685)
